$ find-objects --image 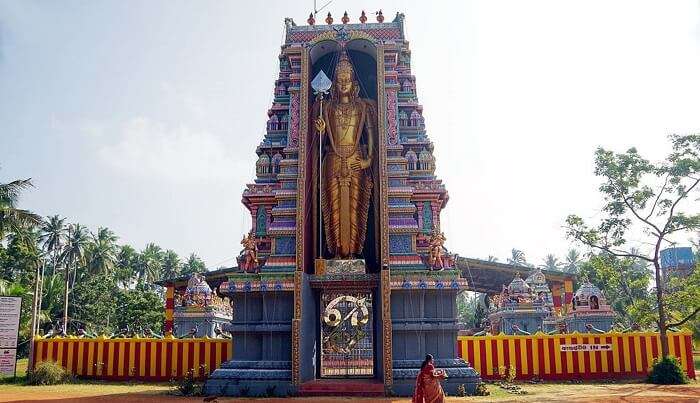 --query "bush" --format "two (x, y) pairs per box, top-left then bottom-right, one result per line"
(474, 383), (490, 396)
(172, 369), (203, 396)
(647, 356), (688, 384)
(27, 361), (69, 385)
